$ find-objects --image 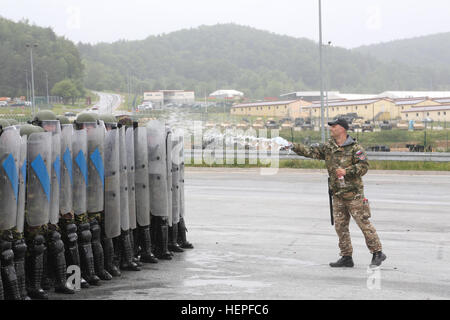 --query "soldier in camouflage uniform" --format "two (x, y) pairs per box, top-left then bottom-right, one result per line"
(31, 111), (75, 294)
(292, 118), (386, 267)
